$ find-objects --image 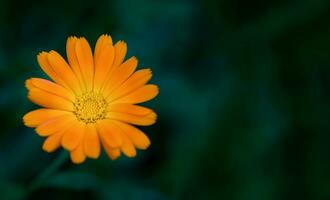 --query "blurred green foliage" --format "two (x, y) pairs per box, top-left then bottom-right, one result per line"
(0, 0), (330, 199)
